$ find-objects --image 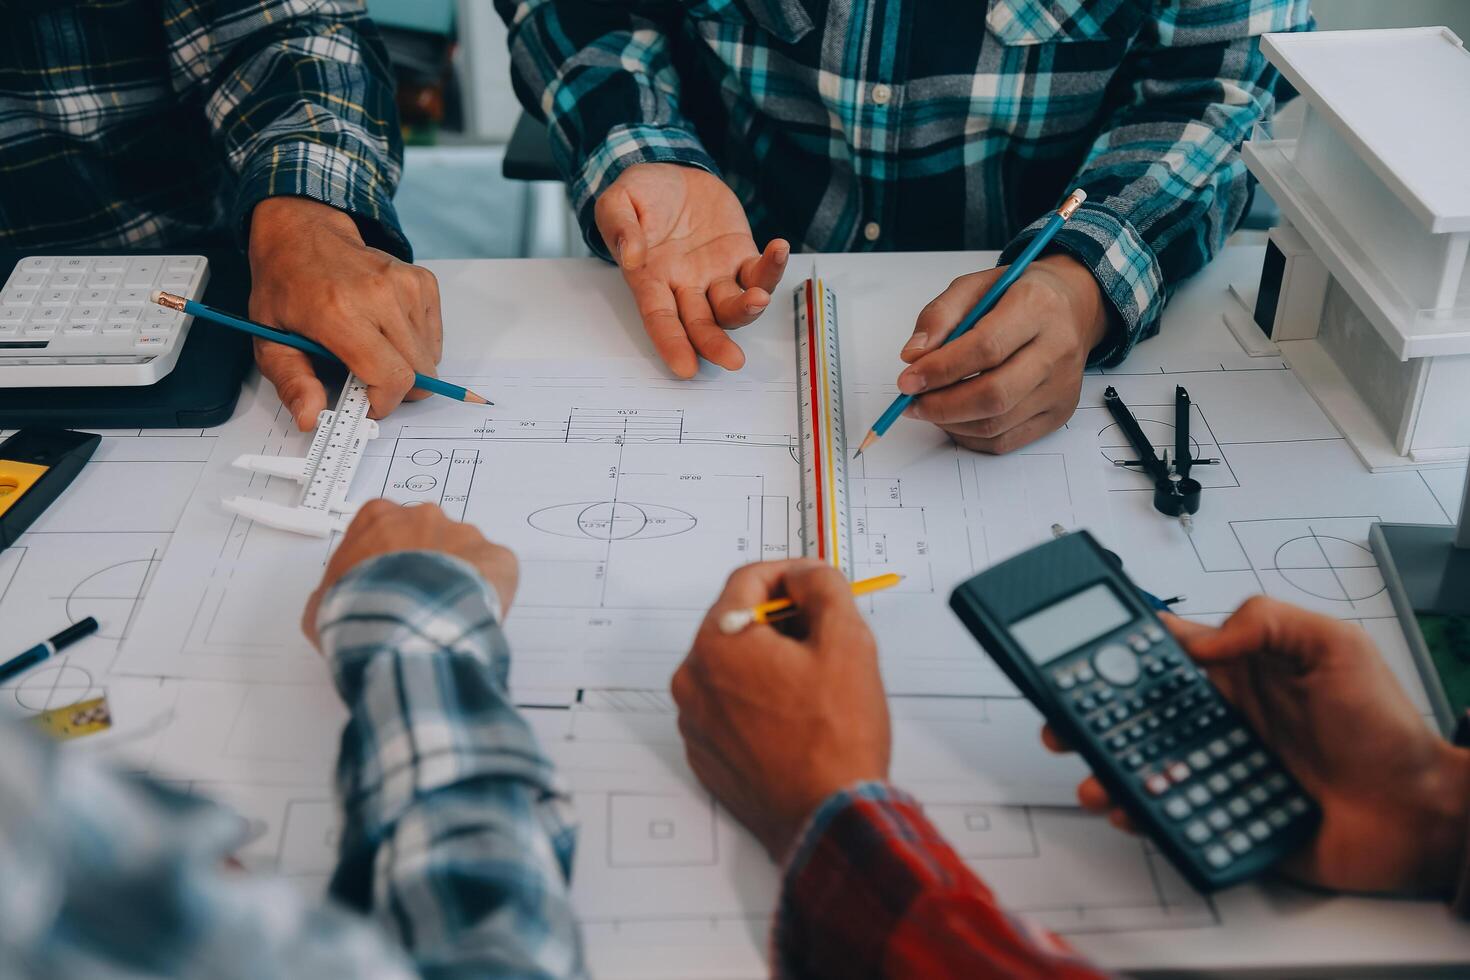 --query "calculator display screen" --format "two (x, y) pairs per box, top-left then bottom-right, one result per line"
(1011, 584), (1134, 665)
